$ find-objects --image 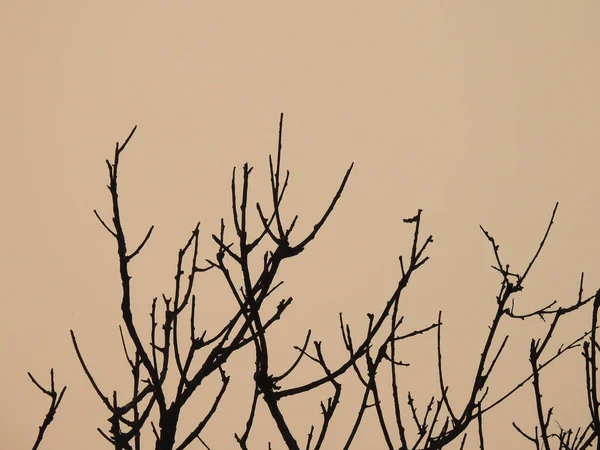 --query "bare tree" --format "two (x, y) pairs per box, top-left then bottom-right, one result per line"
(347, 202), (597, 450)
(29, 369), (67, 450)
(510, 283), (600, 450)
(31, 114), (600, 449)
